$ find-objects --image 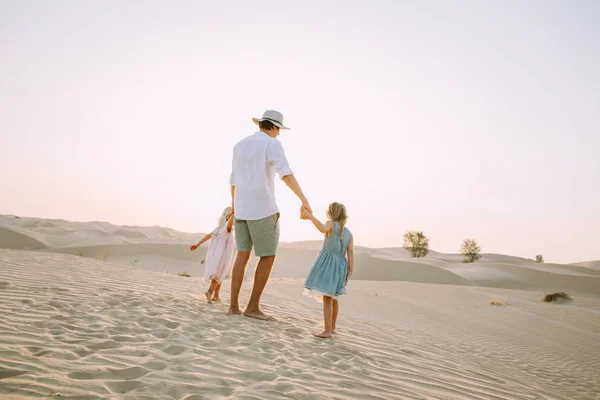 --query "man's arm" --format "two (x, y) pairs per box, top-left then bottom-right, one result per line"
(282, 174), (311, 213)
(230, 185), (236, 214)
(268, 141), (311, 212)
